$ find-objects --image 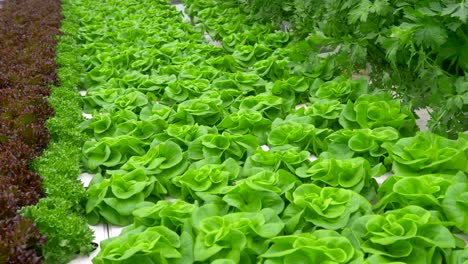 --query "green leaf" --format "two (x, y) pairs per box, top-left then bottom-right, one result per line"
(442, 183), (468, 233)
